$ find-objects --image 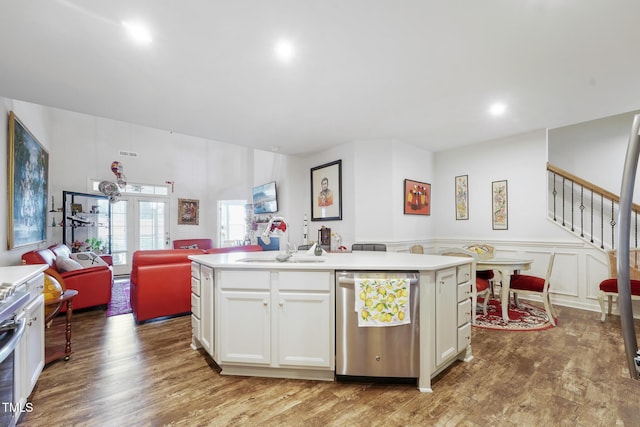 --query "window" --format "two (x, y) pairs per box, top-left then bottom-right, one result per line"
(218, 200), (247, 247)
